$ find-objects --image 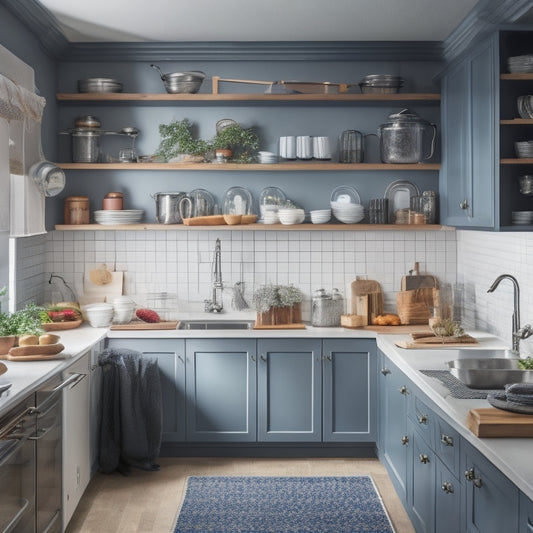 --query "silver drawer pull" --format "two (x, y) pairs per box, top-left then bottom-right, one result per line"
(399, 385), (409, 395)
(401, 435), (409, 445)
(417, 414), (429, 425)
(441, 434), (454, 446)
(465, 467), (482, 488)
(381, 368), (391, 375)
